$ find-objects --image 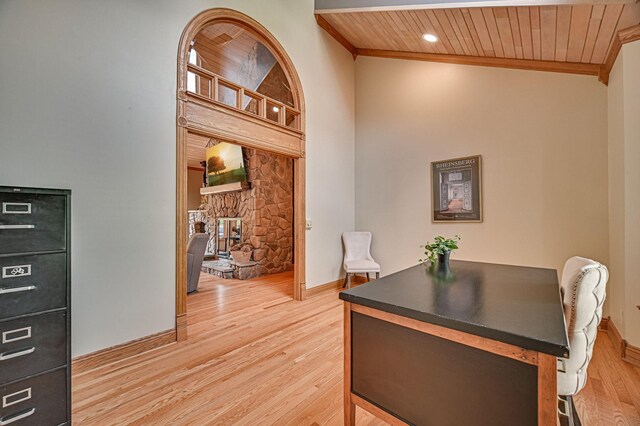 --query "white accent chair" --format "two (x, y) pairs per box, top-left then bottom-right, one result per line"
(557, 256), (608, 424)
(342, 232), (380, 288)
